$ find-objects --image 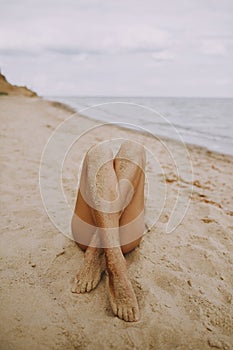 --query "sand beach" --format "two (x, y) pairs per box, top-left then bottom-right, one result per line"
(0, 93), (233, 349)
